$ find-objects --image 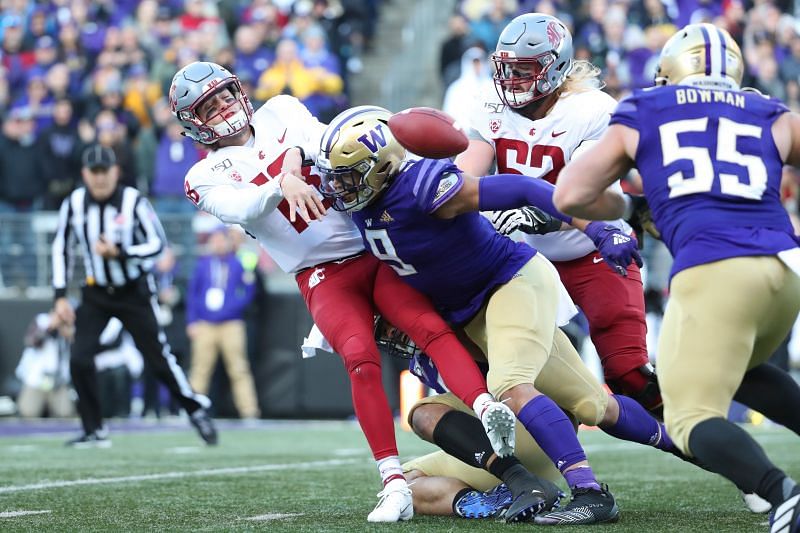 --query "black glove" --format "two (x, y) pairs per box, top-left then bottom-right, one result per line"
(624, 193), (661, 244)
(490, 206), (563, 236)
